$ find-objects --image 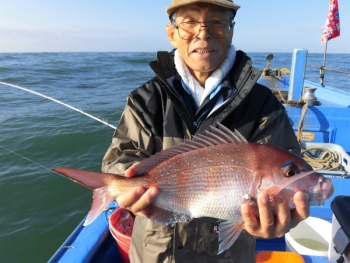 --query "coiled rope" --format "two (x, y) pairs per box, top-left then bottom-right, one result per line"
(301, 147), (344, 171)
(296, 97), (346, 172)
(269, 75), (345, 172)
